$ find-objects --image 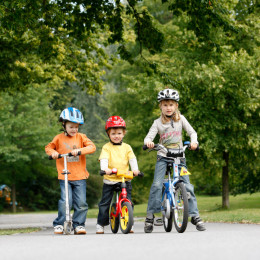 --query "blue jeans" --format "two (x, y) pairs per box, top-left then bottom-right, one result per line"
(97, 182), (132, 226)
(147, 156), (199, 217)
(53, 179), (88, 229)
